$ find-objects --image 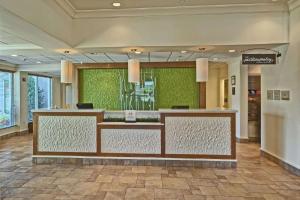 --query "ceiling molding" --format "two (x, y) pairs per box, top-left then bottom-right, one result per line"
(55, 1), (288, 19)
(55, 0), (76, 18)
(288, 0), (300, 11)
